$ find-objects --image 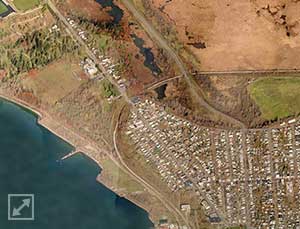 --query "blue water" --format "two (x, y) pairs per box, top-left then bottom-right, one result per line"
(95, 0), (124, 24)
(131, 34), (162, 77)
(154, 84), (167, 100)
(0, 99), (153, 229)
